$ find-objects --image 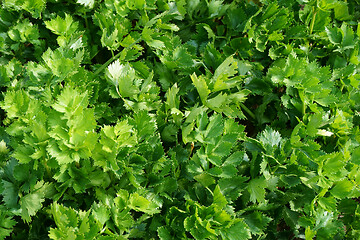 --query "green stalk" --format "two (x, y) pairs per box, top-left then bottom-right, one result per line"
(92, 37), (142, 77)
(116, 86), (134, 112)
(240, 102), (256, 119)
(298, 89), (306, 119)
(309, 7), (317, 35)
(181, 16), (213, 30)
(43, 157), (52, 180)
